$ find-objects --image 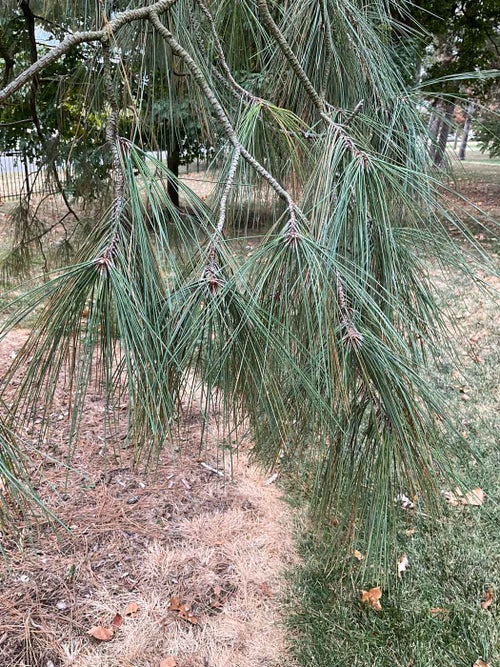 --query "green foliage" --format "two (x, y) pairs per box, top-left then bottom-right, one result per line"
(476, 107), (500, 158)
(285, 273), (500, 664)
(287, 507), (498, 667)
(0, 0), (498, 570)
(0, 409), (60, 551)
